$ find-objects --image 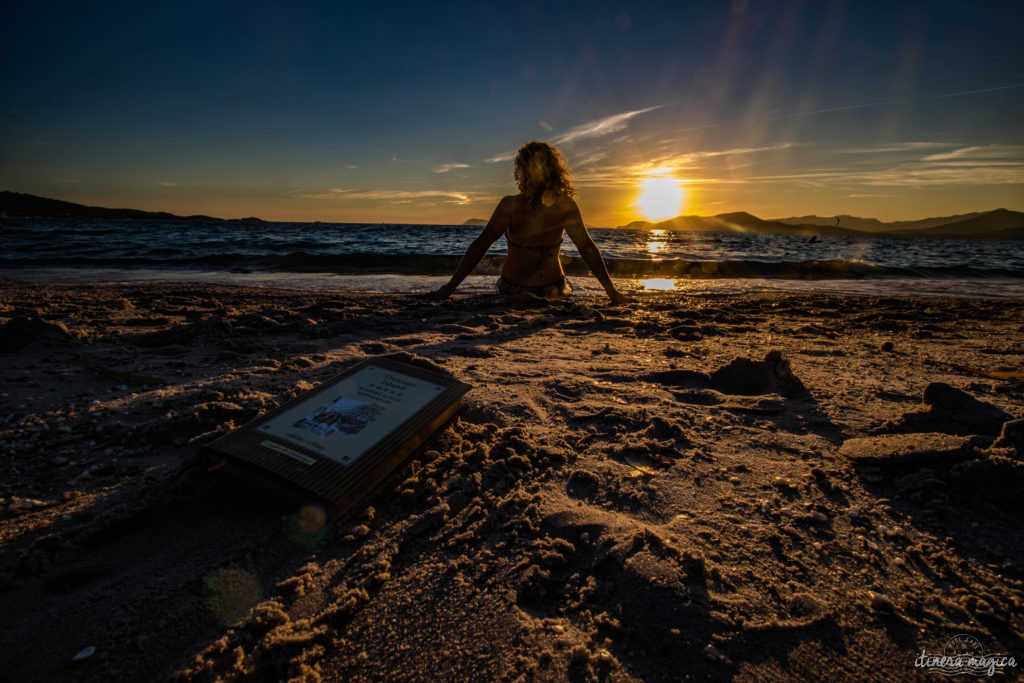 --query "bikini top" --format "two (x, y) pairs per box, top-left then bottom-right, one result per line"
(506, 233), (563, 251)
